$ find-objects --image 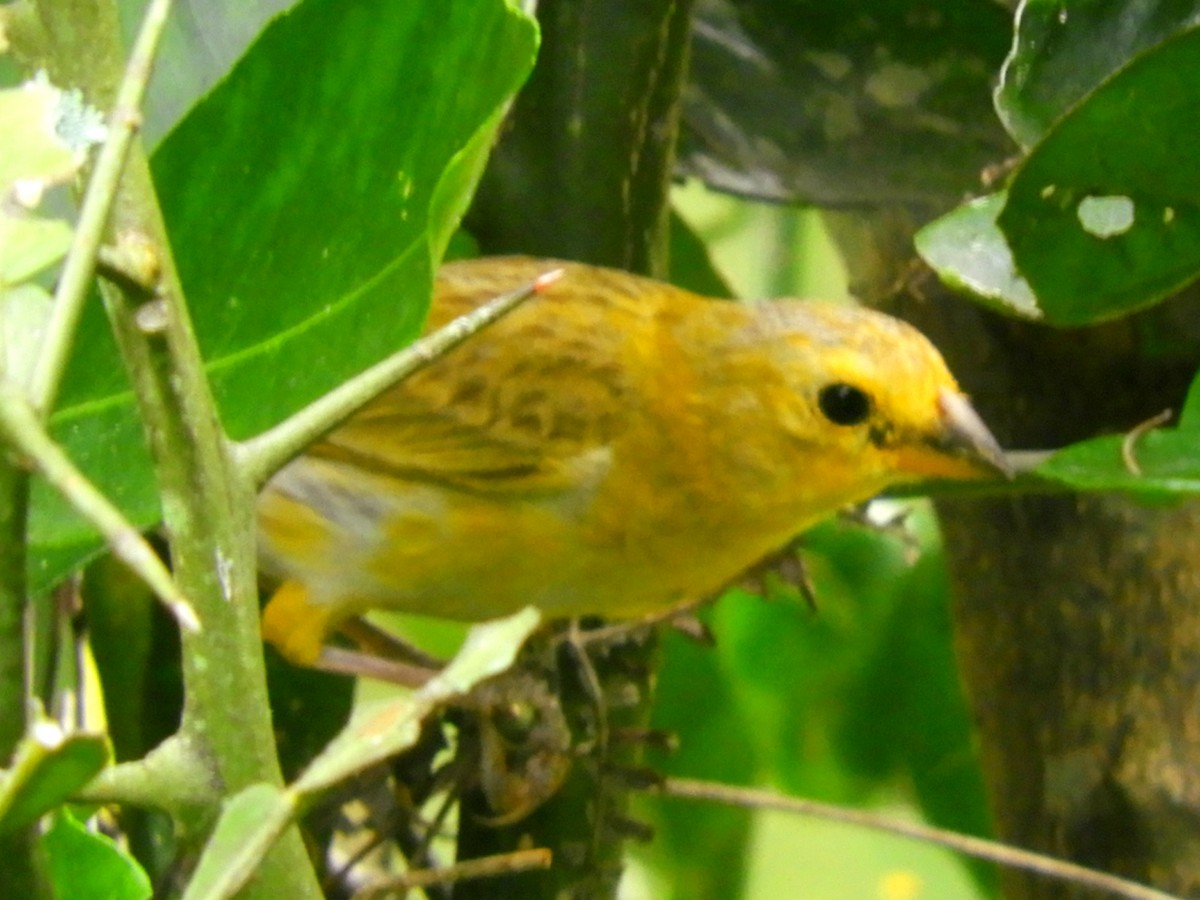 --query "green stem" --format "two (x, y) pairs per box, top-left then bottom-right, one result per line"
(0, 381), (198, 631)
(27, 0), (173, 416)
(35, 1), (319, 896)
(76, 734), (212, 824)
